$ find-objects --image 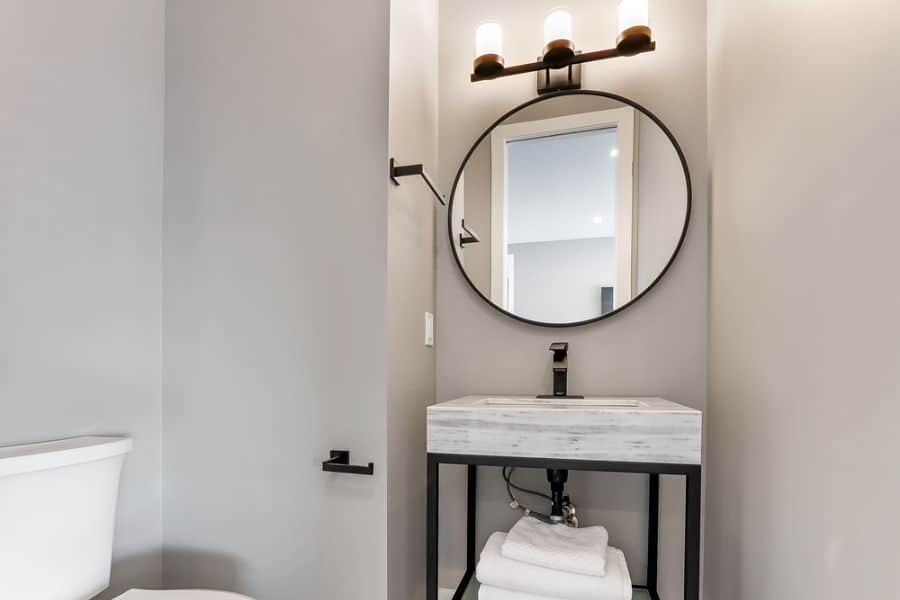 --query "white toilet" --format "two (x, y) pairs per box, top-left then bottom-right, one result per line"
(0, 436), (253, 600)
